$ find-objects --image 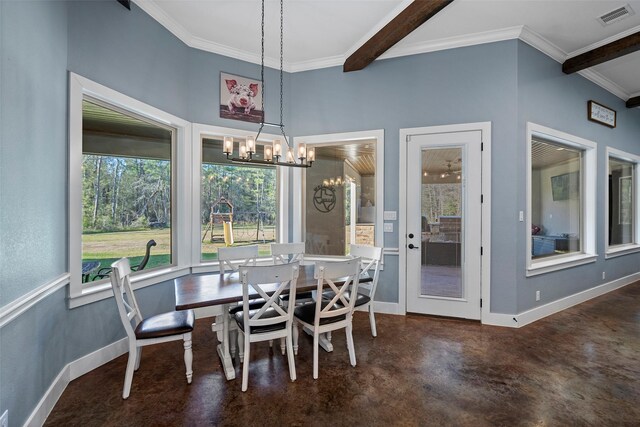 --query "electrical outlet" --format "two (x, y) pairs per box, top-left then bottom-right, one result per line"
(602, 271), (606, 280)
(1, 410), (8, 427)
(535, 290), (540, 301)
